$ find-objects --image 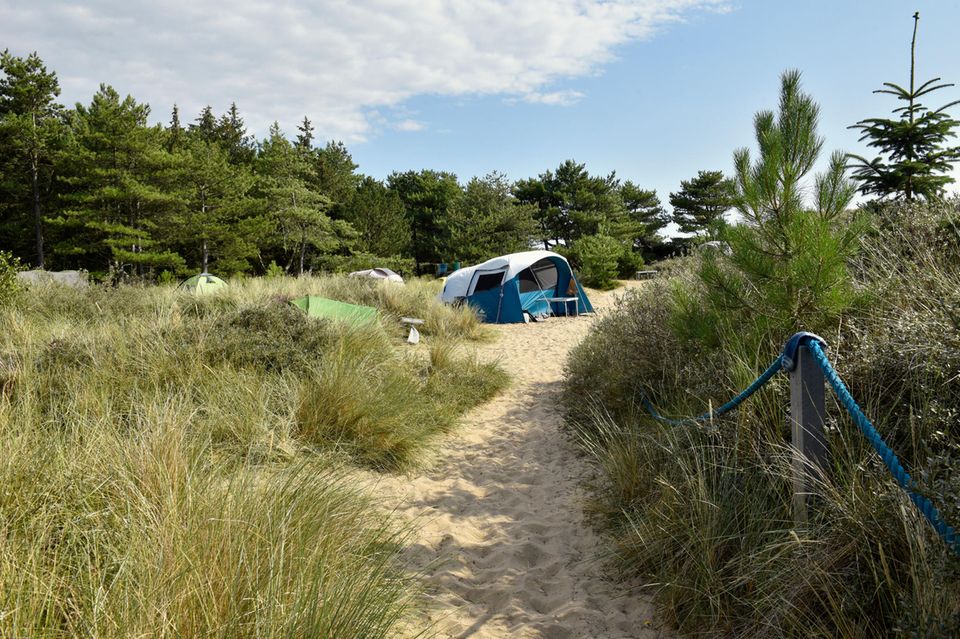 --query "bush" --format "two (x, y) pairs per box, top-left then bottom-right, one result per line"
(568, 234), (623, 289)
(0, 250), (22, 306)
